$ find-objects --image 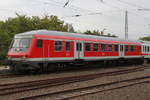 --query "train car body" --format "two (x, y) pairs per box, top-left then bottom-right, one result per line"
(141, 41), (150, 61)
(7, 30), (143, 72)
